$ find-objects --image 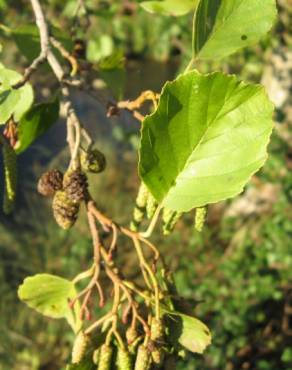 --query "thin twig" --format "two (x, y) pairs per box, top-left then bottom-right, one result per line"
(13, 53), (47, 88)
(50, 36), (79, 76)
